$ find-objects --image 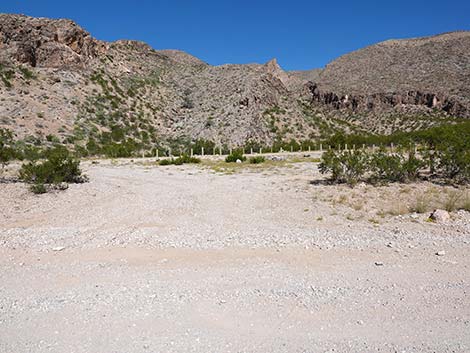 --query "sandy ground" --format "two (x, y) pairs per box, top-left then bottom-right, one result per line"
(1, 158), (470, 352)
